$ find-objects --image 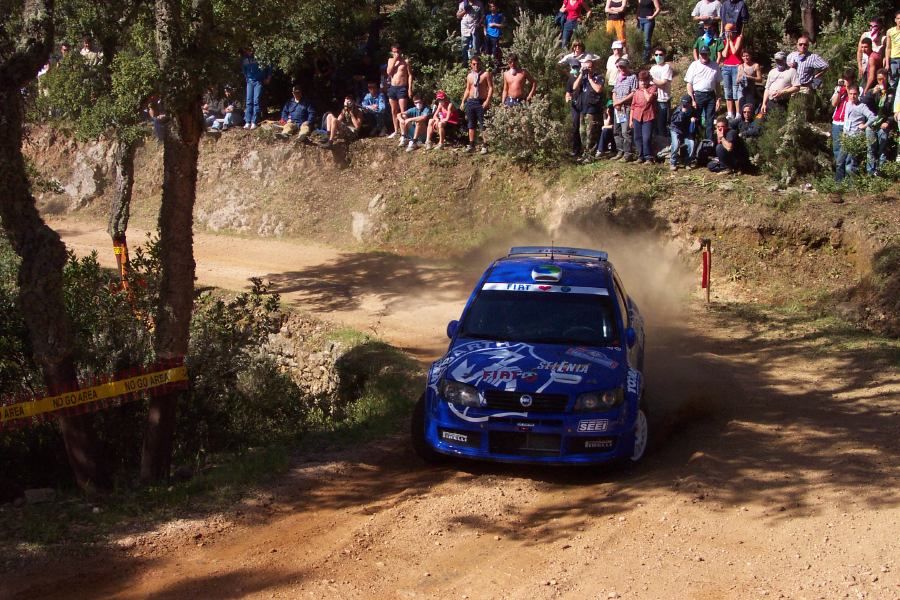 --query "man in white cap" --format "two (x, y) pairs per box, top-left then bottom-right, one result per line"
(761, 50), (799, 115)
(606, 40), (629, 88)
